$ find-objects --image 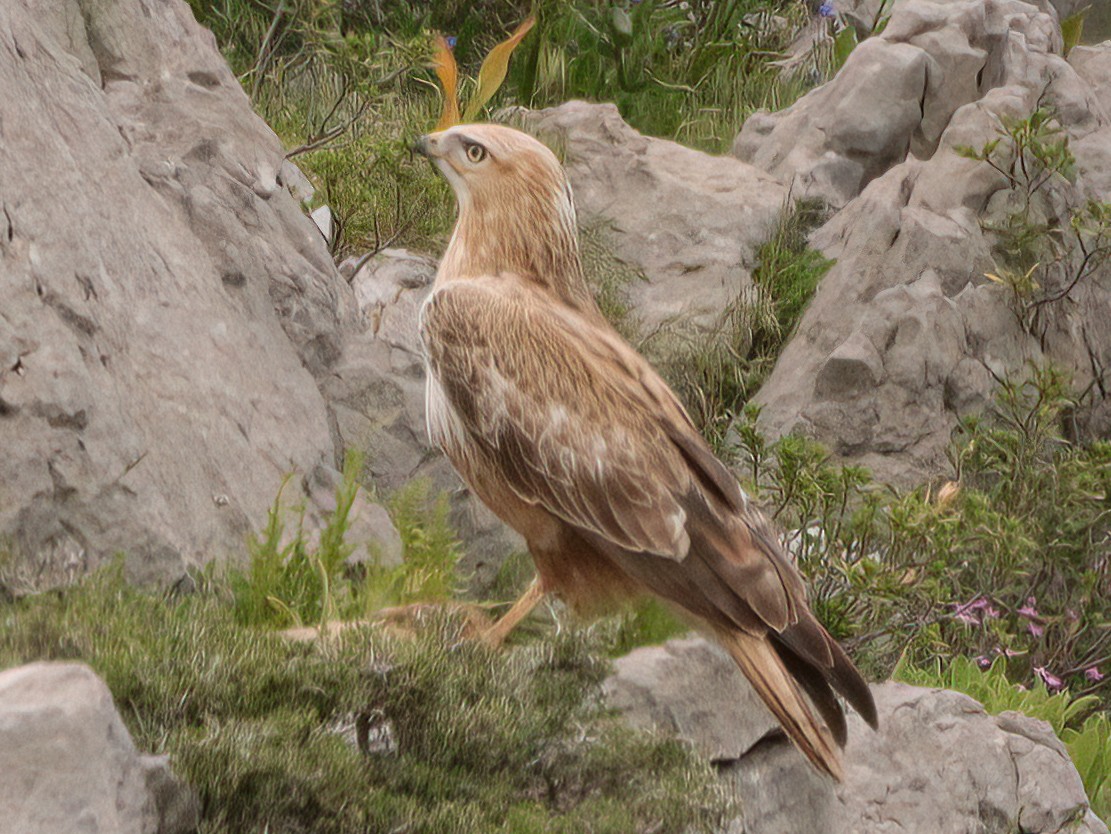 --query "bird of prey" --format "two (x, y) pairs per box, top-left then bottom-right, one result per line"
(414, 123), (877, 779)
